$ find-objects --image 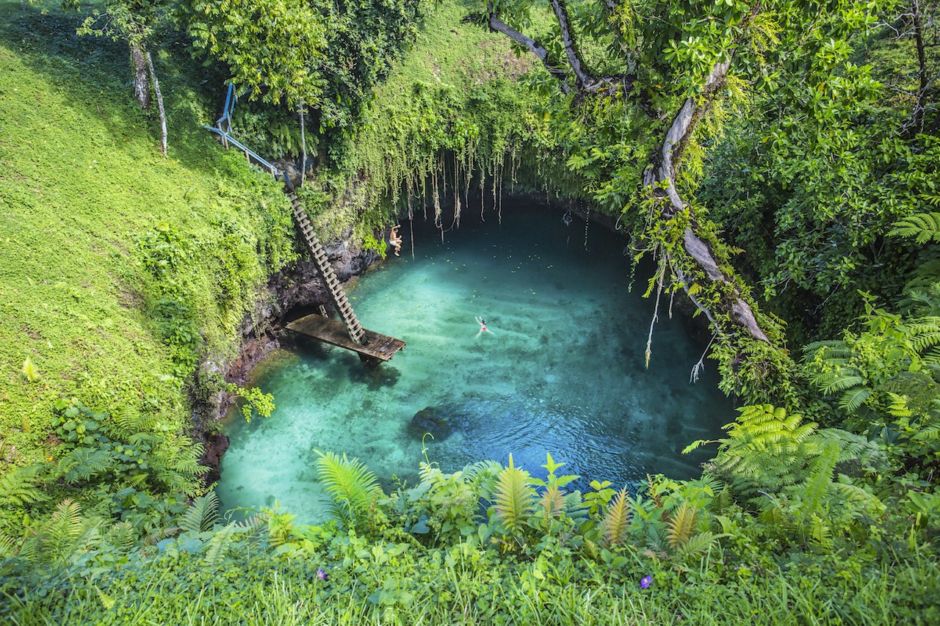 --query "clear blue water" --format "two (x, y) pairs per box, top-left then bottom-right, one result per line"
(217, 204), (733, 522)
